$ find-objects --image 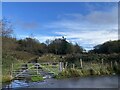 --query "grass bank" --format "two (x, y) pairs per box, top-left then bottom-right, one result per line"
(55, 63), (120, 79)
